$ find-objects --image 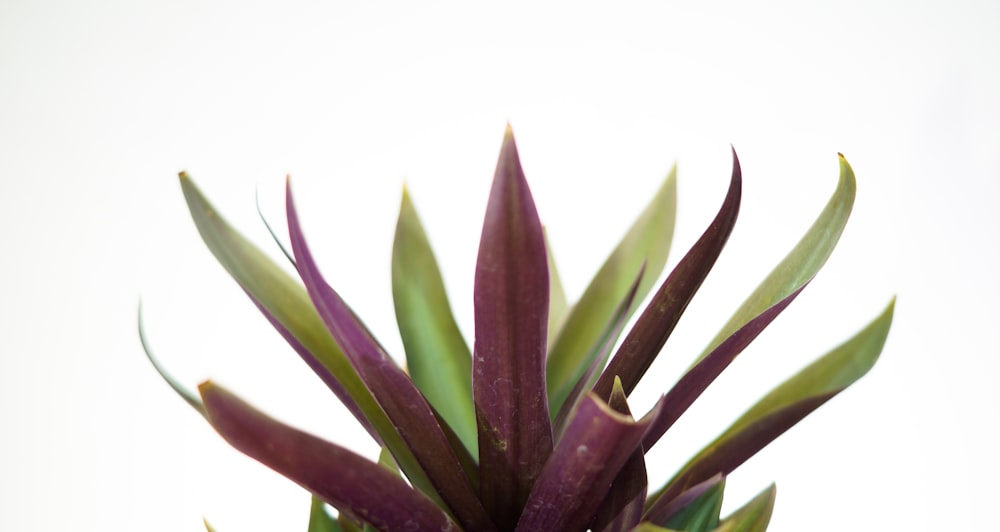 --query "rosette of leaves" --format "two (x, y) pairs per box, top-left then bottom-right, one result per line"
(141, 126), (893, 531)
